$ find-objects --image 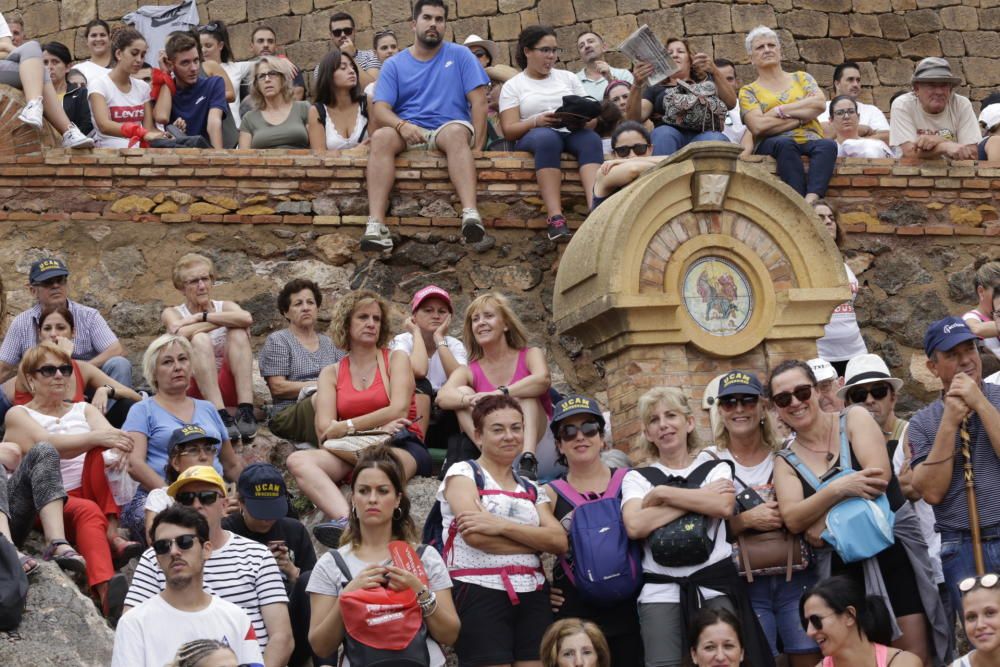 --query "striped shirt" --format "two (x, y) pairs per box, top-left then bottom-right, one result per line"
(909, 383), (1000, 532)
(0, 299), (119, 365)
(124, 531), (288, 650)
